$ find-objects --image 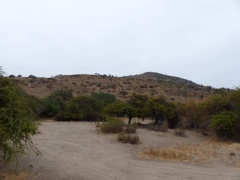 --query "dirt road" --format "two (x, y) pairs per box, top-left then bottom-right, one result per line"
(1, 121), (240, 180)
